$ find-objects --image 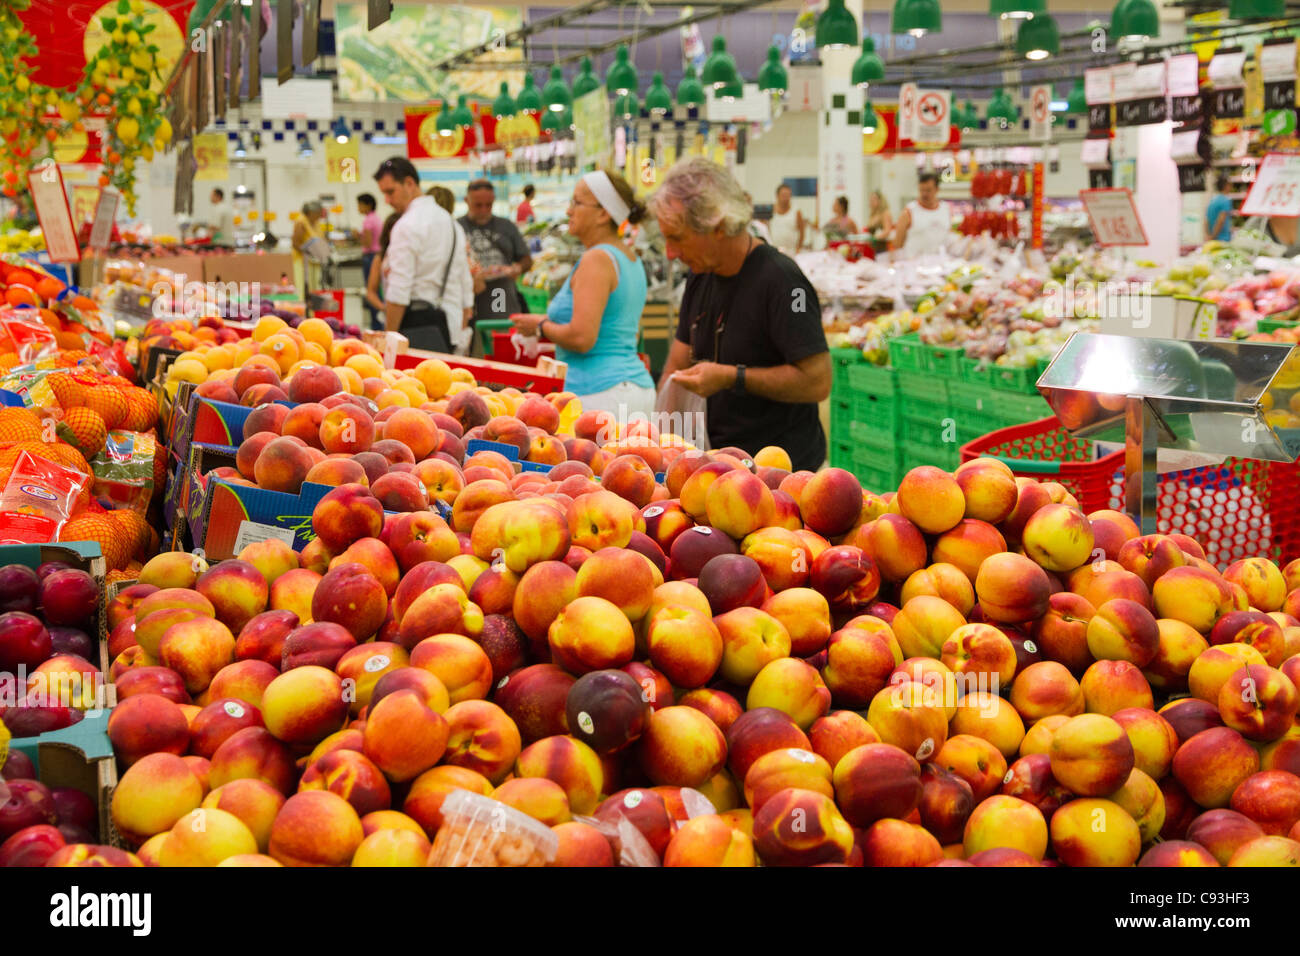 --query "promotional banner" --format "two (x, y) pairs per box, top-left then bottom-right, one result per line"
(325, 138), (360, 183)
(193, 132), (228, 181)
(572, 89), (611, 167)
